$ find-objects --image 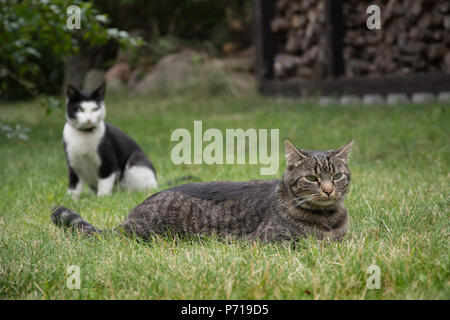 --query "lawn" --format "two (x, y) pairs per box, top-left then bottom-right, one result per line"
(0, 90), (448, 299)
